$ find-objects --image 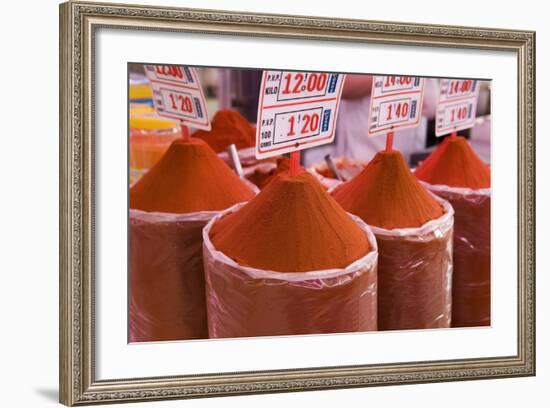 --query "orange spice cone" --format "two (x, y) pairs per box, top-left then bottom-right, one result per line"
(192, 109), (255, 153)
